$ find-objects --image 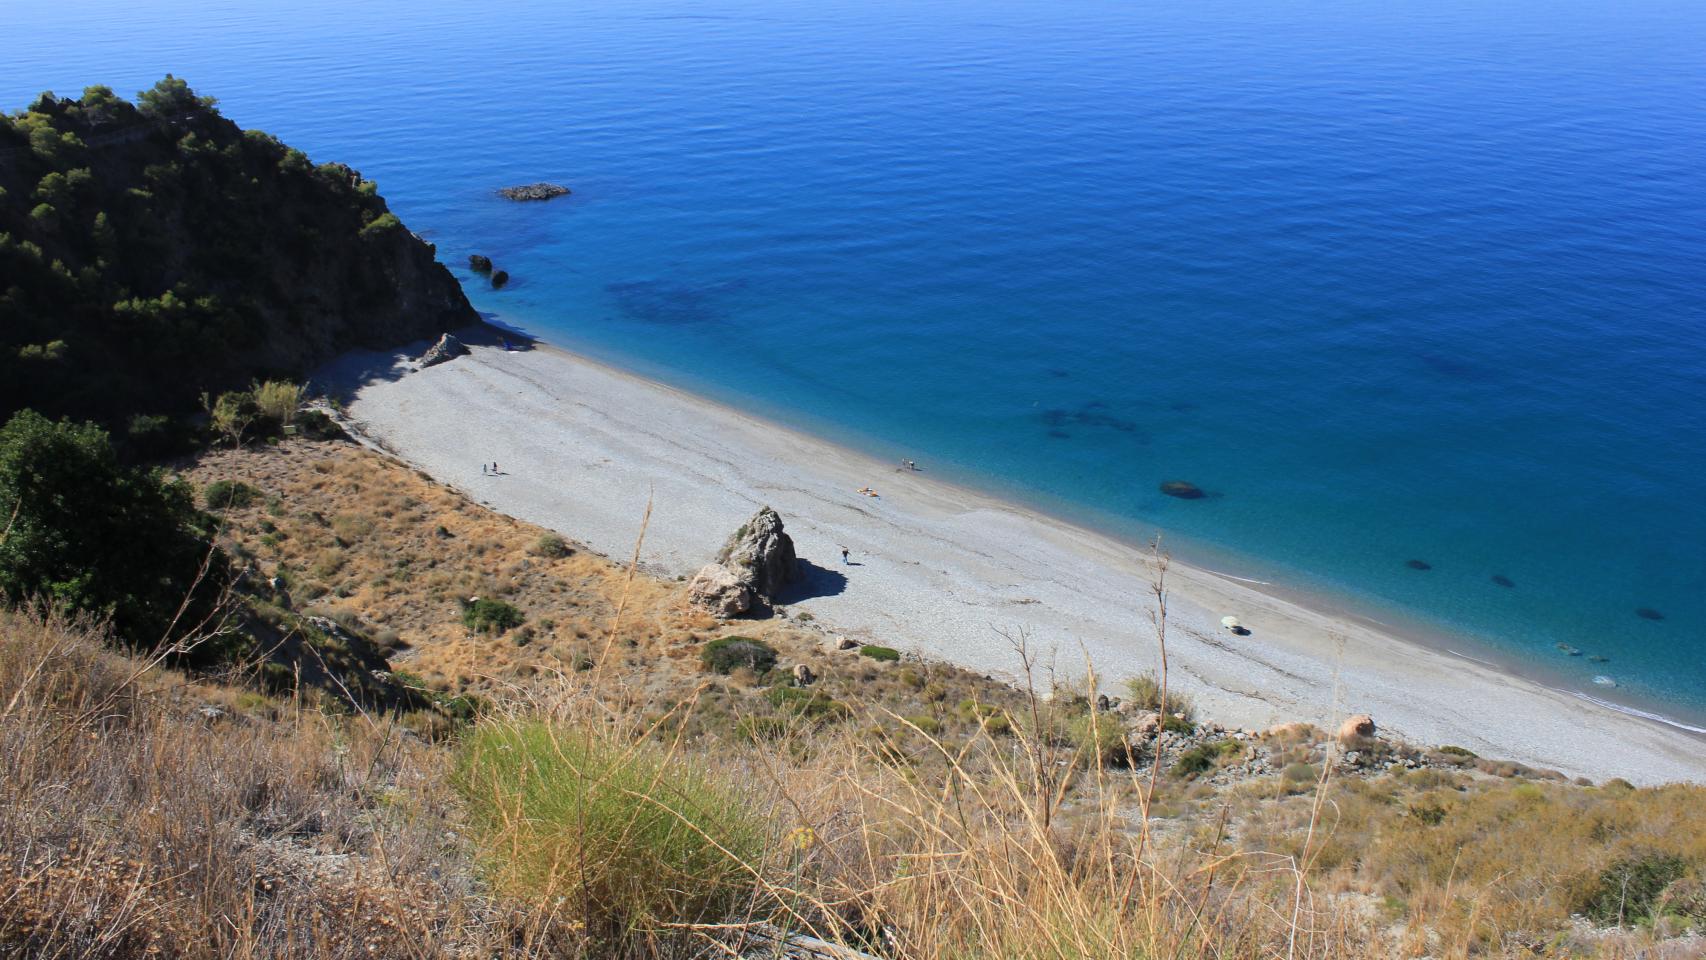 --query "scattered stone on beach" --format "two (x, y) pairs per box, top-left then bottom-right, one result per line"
(1337, 714), (1377, 745)
(835, 636), (860, 651)
(1636, 607), (1665, 621)
(468, 254), (492, 273)
(417, 332), (469, 368)
(1491, 574), (1515, 588)
(686, 563), (752, 617)
(716, 506), (800, 601)
(497, 182), (570, 201)
(490, 269), (510, 289)
(793, 663), (816, 686)
(1405, 559), (1432, 571)
(1160, 480), (1206, 500)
